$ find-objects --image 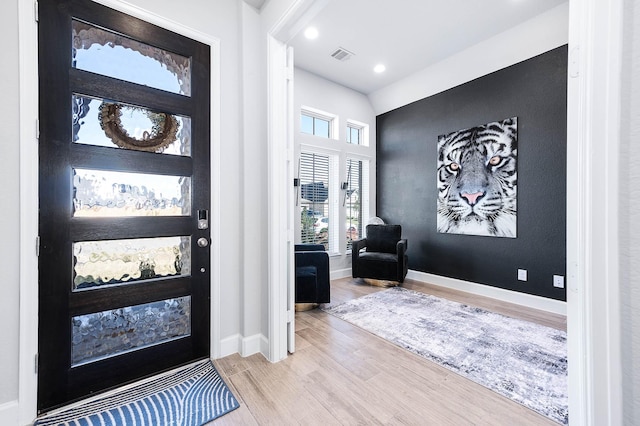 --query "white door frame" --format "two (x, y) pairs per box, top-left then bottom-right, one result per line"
(566, 0), (623, 424)
(18, 1), (221, 423)
(285, 45), (296, 354)
(17, 1), (39, 422)
(266, 34), (291, 361)
(266, 0), (325, 362)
